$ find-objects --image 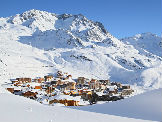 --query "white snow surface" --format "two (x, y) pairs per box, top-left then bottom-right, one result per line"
(0, 89), (161, 122)
(71, 88), (162, 122)
(121, 33), (162, 57)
